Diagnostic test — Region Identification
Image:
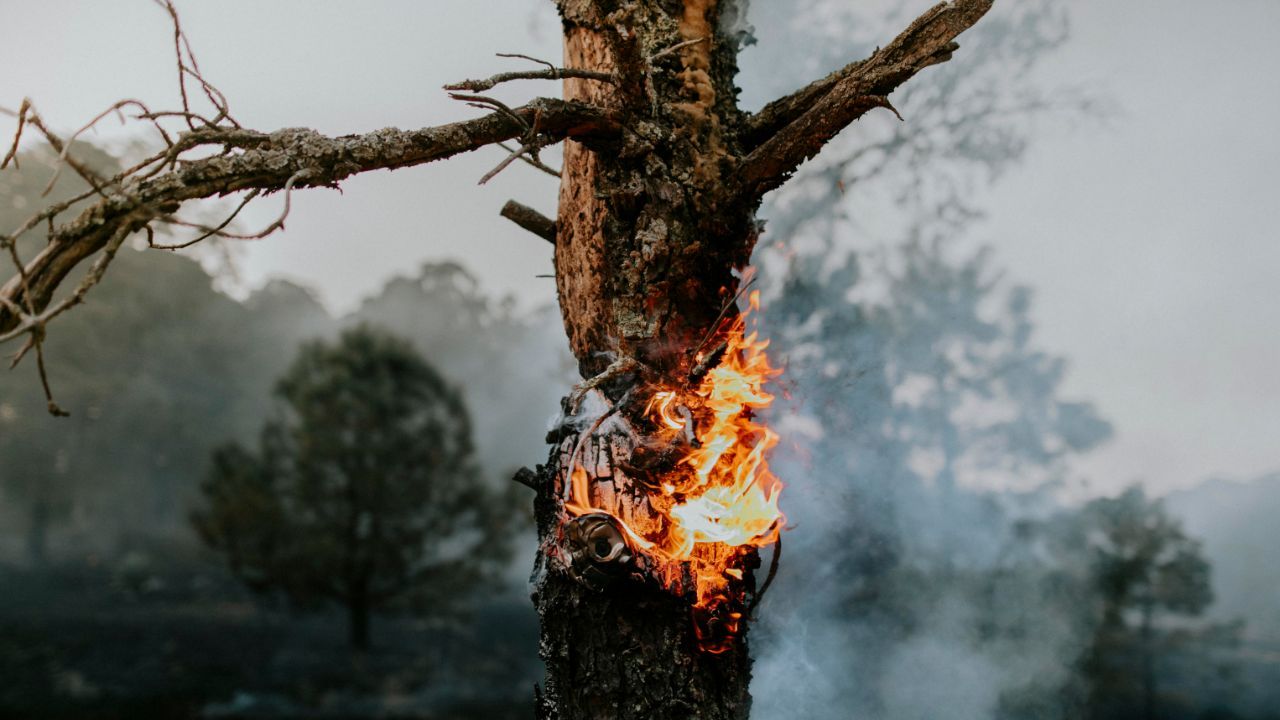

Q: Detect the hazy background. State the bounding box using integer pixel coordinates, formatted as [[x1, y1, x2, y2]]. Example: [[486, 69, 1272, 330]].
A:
[[1, 1, 1278, 719]]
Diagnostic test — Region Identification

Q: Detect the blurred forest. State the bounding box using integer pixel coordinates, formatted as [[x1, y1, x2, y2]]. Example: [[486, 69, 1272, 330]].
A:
[[1, 1, 1278, 719]]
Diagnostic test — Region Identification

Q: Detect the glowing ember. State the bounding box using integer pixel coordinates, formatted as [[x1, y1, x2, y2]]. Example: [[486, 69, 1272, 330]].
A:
[[564, 288, 785, 652]]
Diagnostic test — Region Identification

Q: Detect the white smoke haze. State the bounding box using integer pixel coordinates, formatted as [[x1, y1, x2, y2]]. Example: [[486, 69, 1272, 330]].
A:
[[741, 1, 1124, 717]]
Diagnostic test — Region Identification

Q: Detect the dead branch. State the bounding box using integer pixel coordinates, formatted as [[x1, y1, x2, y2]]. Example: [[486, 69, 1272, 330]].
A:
[[513, 466, 540, 491], [0, 99, 30, 170], [739, 0, 993, 198], [445, 54, 614, 92], [0, 98, 620, 338], [647, 36, 706, 63], [479, 144, 532, 185], [149, 189, 261, 249], [500, 200, 557, 244], [497, 141, 560, 178], [748, 535, 781, 616]]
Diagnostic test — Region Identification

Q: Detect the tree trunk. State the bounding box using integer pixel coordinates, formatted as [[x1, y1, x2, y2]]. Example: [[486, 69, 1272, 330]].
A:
[[1140, 599, 1156, 720], [27, 497, 49, 566], [533, 3, 760, 719], [349, 590, 371, 652], [527, 2, 993, 718]]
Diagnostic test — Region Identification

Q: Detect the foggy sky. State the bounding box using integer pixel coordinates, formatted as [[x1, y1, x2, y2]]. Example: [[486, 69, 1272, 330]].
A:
[[1, 0, 1277, 498]]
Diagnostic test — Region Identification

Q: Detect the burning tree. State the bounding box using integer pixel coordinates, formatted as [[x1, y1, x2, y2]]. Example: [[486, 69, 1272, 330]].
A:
[[0, 1, 995, 717]]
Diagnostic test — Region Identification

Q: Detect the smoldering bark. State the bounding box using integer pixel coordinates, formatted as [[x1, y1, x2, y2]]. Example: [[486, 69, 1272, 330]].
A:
[[532, 435, 753, 720]]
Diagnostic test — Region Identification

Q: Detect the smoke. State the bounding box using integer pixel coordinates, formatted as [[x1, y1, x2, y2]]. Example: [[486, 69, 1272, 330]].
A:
[[736, 1, 1103, 717], [749, 413, 1091, 720]]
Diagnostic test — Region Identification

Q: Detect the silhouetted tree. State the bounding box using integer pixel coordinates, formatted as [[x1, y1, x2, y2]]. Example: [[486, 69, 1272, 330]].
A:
[[1068, 487, 1214, 720], [193, 326, 513, 650], [352, 262, 574, 497]]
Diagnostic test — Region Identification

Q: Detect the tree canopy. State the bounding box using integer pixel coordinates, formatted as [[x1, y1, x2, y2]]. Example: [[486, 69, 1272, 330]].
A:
[[193, 326, 517, 649]]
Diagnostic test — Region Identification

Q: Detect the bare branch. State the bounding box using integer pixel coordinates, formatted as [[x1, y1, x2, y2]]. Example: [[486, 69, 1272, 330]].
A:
[[513, 466, 540, 491], [1, 98, 30, 170], [0, 98, 620, 338], [152, 0, 239, 129], [445, 53, 614, 93], [739, 0, 994, 198], [34, 332, 69, 417], [40, 99, 156, 196], [149, 189, 261, 249], [496, 141, 560, 178], [500, 200, 557, 244], [648, 36, 706, 63]]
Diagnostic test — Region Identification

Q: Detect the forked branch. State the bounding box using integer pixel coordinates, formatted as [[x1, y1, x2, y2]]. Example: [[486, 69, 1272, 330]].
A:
[[445, 53, 614, 93], [0, 98, 618, 338], [739, 0, 994, 198]]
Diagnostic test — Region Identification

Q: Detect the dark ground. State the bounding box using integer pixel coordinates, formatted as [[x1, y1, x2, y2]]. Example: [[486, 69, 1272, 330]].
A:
[[0, 552, 541, 720]]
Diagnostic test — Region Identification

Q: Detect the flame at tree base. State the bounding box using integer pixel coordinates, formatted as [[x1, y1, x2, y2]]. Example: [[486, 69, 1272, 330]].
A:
[[562, 289, 785, 653]]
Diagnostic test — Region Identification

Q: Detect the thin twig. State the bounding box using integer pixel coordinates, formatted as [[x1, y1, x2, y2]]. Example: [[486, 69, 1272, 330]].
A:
[[159, 171, 308, 241], [1, 98, 30, 170], [149, 189, 261, 249], [444, 52, 614, 93], [151, 0, 239, 129], [445, 67, 614, 93], [497, 141, 560, 177], [40, 99, 154, 196], [448, 93, 531, 133], [649, 36, 707, 63], [479, 144, 531, 185], [748, 535, 781, 615], [690, 273, 758, 360], [33, 332, 68, 417], [496, 52, 557, 73]]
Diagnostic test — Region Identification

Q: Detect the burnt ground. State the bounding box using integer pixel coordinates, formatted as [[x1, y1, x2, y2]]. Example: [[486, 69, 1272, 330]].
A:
[[0, 555, 541, 720]]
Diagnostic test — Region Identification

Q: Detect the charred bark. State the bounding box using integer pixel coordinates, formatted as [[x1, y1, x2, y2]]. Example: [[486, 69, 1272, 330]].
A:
[[532, 442, 753, 720]]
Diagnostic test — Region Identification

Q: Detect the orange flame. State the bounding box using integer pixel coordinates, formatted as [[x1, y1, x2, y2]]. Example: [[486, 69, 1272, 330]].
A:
[[564, 288, 784, 652]]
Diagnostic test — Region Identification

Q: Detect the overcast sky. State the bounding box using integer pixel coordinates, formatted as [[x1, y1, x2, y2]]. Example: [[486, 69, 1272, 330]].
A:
[[1, 0, 1277, 498]]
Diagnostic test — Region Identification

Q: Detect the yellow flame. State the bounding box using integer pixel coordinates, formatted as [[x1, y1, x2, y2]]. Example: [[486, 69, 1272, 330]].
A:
[[563, 287, 784, 650]]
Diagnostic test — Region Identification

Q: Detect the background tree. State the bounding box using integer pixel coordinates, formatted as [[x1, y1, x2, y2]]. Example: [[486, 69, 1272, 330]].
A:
[[193, 326, 513, 650], [0, 143, 326, 561], [1073, 486, 1215, 720], [351, 261, 575, 510]]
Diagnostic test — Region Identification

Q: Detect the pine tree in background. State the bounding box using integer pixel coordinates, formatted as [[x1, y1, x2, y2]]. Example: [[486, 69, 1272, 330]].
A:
[[193, 326, 517, 650]]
